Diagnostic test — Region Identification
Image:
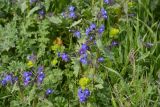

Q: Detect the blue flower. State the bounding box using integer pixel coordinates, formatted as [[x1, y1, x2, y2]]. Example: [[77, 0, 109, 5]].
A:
[[69, 6, 75, 12], [89, 23, 96, 31], [79, 44, 88, 55], [111, 41, 119, 46], [46, 89, 53, 95], [38, 9, 45, 16], [80, 57, 88, 64], [69, 12, 76, 19], [23, 72, 32, 86], [86, 28, 91, 36], [61, 53, 69, 62], [1, 79, 7, 86], [37, 67, 45, 85], [100, 8, 108, 19], [98, 57, 104, 62], [98, 25, 105, 34], [74, 31, 81, 38], [78, 88, 90, 103], [104, 0, 109, 4]]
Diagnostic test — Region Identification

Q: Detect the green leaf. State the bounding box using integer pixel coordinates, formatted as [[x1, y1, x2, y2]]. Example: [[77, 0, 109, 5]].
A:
[[27, 6, 40, 18], [95, 84, 104, 89], [70, 18, 82, 28], [47, 16, 62, 24]]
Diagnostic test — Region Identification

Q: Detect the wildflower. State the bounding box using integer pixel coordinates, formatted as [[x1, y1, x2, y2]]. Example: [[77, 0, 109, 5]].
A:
[[69, 6, 75, 12], [98, 57, 104, 62], [111, 41, 119, 46], [27, 54, 36, 61], [38, 9, 45, 16], [23, 71, 32, 86], [86, 28, 91, 36], [37, 66, 45, 85], [46, 89, 53, 95], [51, 59, 58, 65], [98, 24, 105, 34], [109, 28, 119, 37], [27, 61, 34, 68], [78, 88, 90, 103], [69, 12, 76, 19], [104, 0, 109, 4], [80, 57, 88, 64], [100, 8, 108, 19], [79, 77, 90, 89], [79, 44, 88, 55], [74, 31, 81, 38], [1, 79, 7, 86], [89, 23, 96, 31], [61, 53, 69, 62]]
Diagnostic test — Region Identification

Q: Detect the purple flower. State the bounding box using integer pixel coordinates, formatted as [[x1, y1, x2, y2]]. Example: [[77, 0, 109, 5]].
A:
[[46, 89, 53, 95], [69, 12, 76, 19], [1, 79, 7, 86], [80, 57, 88, 64], [74, 31, 81, 38], [38, 9, 45, 16], [98, 25, 105, 34], [89, 23, 96, 31], [37, 67, 45, 85], [111, 41, 119, 46], [84, 89, 90, 97], [27, 54, 36, 61], [98, 57, 104, 62], [23, 72, 32, 86], [79, 44, 88, 54], [78, 88, 90, 103], [86, 28, 91, 36], [69, 6, 75, 12], [100, 8, 108, 19], [104, 0, 109, 4], [61, 53, 69, 62], [58, 52, 61, 57]]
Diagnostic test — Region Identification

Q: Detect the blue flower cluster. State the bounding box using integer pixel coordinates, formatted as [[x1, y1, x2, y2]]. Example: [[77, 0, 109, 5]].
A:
[[58, 53, 69, 62], [61, 5, 76, 19], [1, 74, 17, 86], [37, 66, 45, 85], [78, 88, 90, 103], [23, 71, 32, 86], [100, 8, 108, 19]]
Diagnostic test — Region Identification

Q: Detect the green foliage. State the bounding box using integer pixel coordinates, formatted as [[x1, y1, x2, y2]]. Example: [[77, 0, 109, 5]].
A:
[[0, 0, 160, 107]]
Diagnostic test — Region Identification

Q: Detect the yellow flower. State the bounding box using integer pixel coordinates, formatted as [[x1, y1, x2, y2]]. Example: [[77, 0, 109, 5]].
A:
[[51, 44, 60, 51], [27, 61, 34, 68], [109, 28, 120, 38], [79, 77, 90, 89], [128, 2, 135, 8], [51, 59, 58, 65]]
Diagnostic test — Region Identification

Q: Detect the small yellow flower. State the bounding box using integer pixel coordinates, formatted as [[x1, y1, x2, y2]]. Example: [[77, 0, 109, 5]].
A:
[[128, 2, 135, 8], [79, 77, 90, 89], [51, 59, 58, 65], [51, 44, 60, 51], [27, 61, 34, 68], [109, 28, 120, 38]]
